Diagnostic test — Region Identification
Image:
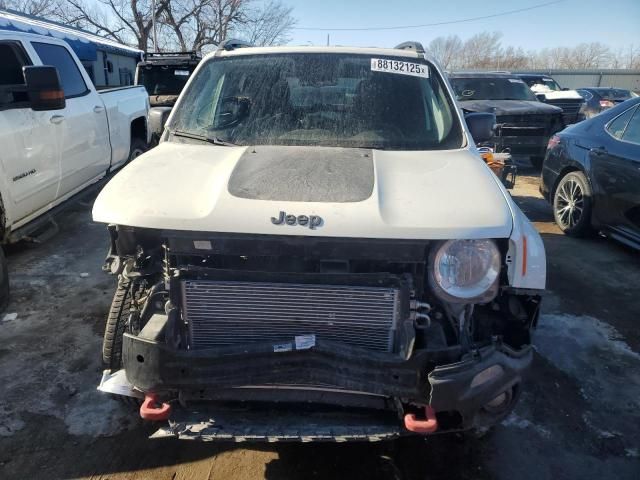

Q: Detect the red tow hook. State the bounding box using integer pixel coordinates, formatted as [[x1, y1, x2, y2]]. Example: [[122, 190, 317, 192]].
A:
[[140, 393, 171, 421], [404, 405, 438, 434]]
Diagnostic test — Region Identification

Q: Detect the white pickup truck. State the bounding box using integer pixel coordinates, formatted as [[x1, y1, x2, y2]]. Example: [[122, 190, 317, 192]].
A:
[[0, 31, 150, 308]]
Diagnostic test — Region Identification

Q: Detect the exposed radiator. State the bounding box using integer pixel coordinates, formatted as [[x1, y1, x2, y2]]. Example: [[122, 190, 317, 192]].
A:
[[182, 280, 402, 352]]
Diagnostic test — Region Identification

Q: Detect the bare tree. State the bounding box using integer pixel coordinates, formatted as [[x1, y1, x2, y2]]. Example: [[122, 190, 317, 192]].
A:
[[461, 32, 503, 69], [54, 0, 295, 53], [60, 0, 171, 51], [427, 35, 462, 70], [0, 0, 59, 16], [235, 0, 295, 46]]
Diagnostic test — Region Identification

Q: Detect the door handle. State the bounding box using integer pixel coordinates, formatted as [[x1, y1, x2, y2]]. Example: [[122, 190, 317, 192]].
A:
[[49, 115, 65, 124], [590, 146, 607, 155], [93, 105, 105, 113]]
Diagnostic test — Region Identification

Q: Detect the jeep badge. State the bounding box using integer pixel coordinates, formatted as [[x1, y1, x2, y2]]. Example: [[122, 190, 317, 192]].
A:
[[271, 211, 323, 229]]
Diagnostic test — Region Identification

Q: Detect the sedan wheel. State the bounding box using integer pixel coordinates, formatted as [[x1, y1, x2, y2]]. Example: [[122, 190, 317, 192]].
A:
[[553, 171, 593, 236]]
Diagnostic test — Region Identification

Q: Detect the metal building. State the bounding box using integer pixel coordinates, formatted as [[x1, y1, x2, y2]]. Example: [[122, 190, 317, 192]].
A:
[[0, 9, 143, 89], [513, 69, 640, 93]]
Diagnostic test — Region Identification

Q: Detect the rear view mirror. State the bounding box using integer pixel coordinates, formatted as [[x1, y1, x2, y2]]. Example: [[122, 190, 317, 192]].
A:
[[23, 66, 65, 111], [465, 112, 496, 144], [213, 96, 251, 129]]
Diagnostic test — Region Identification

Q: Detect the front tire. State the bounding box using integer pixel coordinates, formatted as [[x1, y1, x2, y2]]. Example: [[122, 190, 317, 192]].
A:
[[102, 278, 134, 370], [128, 138, 147, 162], [553, 171, 593, 236]]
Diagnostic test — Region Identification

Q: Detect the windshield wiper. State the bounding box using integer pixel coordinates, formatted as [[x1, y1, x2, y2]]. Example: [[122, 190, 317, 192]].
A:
[[171, 130, 236, 146]]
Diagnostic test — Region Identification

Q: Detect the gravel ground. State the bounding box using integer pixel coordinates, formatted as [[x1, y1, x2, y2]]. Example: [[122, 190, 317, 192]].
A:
[[0, 164, 639, 480]]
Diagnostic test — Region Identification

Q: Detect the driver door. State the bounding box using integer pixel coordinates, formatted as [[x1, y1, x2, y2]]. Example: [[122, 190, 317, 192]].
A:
[[0, 40, 60, 226]]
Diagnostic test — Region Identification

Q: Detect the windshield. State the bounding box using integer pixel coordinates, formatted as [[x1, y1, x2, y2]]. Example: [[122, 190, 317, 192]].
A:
[[450, 77, 539, 101], [138, 65, 195, 96], [169, 53, 463, 150]]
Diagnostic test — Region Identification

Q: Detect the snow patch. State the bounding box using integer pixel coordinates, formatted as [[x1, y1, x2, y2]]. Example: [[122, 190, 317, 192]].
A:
[[501, 412, 551, 438]]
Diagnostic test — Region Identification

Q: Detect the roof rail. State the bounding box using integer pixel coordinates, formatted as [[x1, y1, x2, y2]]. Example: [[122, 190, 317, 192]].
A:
[[490, 70, 512, 74], [394, 41, 425, 54], [146, 51, 200, 59], [219, 39, 254, 51]]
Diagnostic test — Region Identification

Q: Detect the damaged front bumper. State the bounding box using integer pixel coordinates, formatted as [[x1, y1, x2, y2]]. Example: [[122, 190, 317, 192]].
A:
[[121, 325, 532, 439]]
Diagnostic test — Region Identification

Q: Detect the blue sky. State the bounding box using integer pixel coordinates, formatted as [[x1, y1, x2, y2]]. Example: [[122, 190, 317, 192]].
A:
[[286, 0, 640, 51]]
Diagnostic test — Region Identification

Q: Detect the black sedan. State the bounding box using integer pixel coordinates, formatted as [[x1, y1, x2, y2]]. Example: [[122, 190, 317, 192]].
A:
[[541, 97, 640, 249], [576, 87, 637, 118]]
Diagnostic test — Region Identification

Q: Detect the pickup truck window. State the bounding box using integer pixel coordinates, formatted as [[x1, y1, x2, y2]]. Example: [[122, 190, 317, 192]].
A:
[[138, 65, 194, 95], [170, 53, 463, 151], [32, 42, 88, 98], [0, 42, 31, 109]]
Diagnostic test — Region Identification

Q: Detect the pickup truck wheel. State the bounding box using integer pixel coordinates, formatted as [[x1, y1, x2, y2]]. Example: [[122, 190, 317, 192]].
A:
[[553, 171, 593, 236], [128, 138, 147, 162], [0, 247, 9, 312]]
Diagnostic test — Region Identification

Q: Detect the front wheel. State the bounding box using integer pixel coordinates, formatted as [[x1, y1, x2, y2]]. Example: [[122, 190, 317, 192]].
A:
[[128, 138, 148, 162], [553, 171, 593, 236], [102, 278, 134, 370]]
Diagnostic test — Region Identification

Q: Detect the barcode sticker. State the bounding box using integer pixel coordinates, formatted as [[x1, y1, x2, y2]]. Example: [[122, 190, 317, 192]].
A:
[[371, 58, 429, 78]]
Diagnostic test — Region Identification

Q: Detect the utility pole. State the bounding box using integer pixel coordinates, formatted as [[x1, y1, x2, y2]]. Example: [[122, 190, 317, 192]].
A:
[[152, 0, 159, 52], [327, 34, 330, 46]]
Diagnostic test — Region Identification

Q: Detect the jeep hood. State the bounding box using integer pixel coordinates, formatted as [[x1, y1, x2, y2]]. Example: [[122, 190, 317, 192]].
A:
[[459, 99, 562, 116], [93, 143, 513, 240]]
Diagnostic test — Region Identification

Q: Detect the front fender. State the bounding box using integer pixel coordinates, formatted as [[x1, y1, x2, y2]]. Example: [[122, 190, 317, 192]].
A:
[[506, 204, 546, 290]]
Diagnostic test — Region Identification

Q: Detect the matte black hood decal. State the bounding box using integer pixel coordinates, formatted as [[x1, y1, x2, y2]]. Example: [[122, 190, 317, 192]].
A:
[[228, 146, 375, 203]]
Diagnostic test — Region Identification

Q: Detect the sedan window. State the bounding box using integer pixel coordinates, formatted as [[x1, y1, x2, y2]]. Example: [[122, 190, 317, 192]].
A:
[[606, 106, 636, 139], [622, 107, 640, 145]]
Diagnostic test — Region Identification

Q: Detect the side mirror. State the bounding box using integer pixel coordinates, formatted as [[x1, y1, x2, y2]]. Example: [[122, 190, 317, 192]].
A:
[[23, 66, 65, 111], [535, 93, 547, 102], [465, 112, 496, 144], [561, 87, 569, 91]]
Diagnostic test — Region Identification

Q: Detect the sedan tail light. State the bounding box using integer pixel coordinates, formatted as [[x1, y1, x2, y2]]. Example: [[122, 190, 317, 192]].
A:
[[599, 99, 614, 108], [547, 135, 561, 150]]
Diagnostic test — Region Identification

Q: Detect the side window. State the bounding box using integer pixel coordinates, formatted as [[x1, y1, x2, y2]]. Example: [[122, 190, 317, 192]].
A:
[[606, 106, 636, 139], [31, 42, 88, 98], [577, 89, 593, 101], [621, 107, 640, 145], [0, 42, 31, 109]]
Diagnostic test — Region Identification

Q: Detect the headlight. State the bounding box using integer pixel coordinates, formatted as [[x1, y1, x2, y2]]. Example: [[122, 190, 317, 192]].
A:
[[428, 239, 501, 303]]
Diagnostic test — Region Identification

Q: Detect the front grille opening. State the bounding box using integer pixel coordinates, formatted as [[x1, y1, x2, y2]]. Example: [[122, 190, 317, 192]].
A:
[[182, 280, 402, 352]]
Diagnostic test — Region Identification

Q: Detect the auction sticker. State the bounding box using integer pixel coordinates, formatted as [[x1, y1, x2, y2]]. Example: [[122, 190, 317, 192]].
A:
[[371, 58, 429, 78]]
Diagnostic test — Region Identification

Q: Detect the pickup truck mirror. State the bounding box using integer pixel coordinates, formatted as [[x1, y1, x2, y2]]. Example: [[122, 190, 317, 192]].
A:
[[464, 112, 496, 144], [23, 66, 65, 111], [535, 93, 547, 102]]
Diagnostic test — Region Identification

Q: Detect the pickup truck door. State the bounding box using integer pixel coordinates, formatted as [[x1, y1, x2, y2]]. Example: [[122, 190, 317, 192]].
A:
[[0, 40, 60, 226], [590, 104, 640, 240], [29, 41, 111, 200]]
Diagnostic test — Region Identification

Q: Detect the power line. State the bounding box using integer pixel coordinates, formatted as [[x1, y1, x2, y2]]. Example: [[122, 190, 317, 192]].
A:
[[293, 0, 567, 31]]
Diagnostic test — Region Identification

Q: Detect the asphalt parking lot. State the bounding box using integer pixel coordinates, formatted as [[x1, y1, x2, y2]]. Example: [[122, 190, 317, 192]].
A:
[[0, 165, 639, 480]]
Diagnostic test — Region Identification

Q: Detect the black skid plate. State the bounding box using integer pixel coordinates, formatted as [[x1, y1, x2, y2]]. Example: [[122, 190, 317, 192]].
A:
[[151, 404, 402, 442]]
